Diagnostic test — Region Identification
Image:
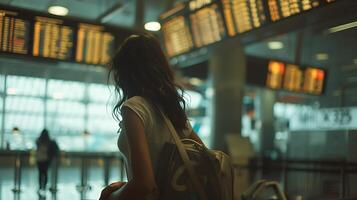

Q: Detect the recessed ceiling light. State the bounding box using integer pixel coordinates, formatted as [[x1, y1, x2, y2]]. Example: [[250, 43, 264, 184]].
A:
[[48, 6, 69, 16], [328, 21, 357, 33], [315, 53, 329, 61], [268, 41, 284, 50], [144, 21, 161, 31]]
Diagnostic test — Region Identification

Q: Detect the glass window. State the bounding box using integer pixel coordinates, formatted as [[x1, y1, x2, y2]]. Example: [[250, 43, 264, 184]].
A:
[[88, 84, 115, 103], [0, 74, 4, 92], [46, 100, 85, 117], [5, 113, 44, 133], [47, 79, 85, 100], [46, 116, 85, 134], [55, 135, 118, 152], [0, 96, 3, 111], [184, 90, 203, 109], [88, 104, 112, 117], [87, 118, 118, 134], [5, 96, 44, 114], [0, 96, 2, 147], [6, 75, 45, 97], [87, 103, 118, 134]]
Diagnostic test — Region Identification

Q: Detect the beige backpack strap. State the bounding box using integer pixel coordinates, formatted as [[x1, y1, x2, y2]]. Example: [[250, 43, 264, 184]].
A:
[[161, 112, 208, 200]]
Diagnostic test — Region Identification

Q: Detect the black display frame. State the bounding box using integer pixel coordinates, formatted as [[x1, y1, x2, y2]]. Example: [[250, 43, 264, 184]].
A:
[[0, 4, 135, 66], [246, 56, 328, 95], [160, 0, 342, 59]]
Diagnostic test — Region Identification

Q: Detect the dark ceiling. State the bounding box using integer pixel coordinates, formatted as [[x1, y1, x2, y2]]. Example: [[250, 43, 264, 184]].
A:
[[0, 0, 178, 28]]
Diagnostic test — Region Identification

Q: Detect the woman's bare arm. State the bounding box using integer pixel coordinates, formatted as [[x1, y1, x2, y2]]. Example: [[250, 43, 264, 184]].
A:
[[108, 107, 157, 200]]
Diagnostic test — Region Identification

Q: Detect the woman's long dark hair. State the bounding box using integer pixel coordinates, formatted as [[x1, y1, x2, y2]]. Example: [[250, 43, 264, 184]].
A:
[[110, 33, 188, 132], [37, 129, 50, 145]]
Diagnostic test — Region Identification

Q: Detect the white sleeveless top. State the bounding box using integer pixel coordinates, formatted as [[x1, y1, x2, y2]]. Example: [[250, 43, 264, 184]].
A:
[[117, 96, 192, 180]]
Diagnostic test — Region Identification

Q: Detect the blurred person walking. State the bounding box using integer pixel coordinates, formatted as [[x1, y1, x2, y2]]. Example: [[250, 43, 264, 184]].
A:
[[36, 129, 59, 194]]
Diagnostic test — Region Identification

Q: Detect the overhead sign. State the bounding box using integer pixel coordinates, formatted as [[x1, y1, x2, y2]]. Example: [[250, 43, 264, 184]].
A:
[[0, 6, 134, 66], [246, 56, 326, 95], [0, 9, 30, 54], [290, 107, 357, 131], [33, 17, 74, 60], [160, 0, 339, 57]]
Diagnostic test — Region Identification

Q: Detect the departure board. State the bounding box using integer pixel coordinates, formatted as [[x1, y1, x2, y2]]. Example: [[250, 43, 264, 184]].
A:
[[33, 17, 73, 60], [76, 23, 114, 65], [282, 64, 325, 94], [265, 61, 326, 94], [0, 10, 30, 54], [190, 3, 226, 47], [267, 0, 337, 22], [283, 64, 303, 91], [302, 67, 325, 94], [266, 61, 285, 89], [162, 15, 193, 57], [221, 0, 267, 36]]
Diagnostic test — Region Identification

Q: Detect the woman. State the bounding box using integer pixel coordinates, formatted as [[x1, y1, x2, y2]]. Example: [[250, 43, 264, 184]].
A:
[[100, 33, 203, 200], [36, 129, 59, 193]]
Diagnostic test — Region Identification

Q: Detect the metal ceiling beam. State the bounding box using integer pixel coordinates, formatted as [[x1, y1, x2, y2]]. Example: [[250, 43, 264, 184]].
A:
[[135, 0, 144, 30], [96, 1, 123, 23]]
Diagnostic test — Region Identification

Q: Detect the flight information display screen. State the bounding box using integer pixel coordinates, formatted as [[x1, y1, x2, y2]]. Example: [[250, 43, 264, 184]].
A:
[[283, 64, 303, 92], [302, 67, 325, 94], [76, 23, 115, 65], [159, 0, 338, 57], [221, 0, 267, 36], [283, 64, 325, 94], [266, 60, 326, 94], [0, 6, 134, 65], [33, 16, 74, 60], [246, 57, 326, 95], [267, 0, 337, 21], [266, 61, 285, 89], [162, 16, 193, 57], [0, 9, 30, 54], [190, 3, 226, 47]]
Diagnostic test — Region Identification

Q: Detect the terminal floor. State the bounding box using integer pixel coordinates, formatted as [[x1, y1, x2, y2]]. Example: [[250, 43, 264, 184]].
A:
[[0, 166, 123, 200]]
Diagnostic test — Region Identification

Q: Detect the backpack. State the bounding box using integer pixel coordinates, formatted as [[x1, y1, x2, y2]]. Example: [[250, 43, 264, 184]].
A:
[[155, 112, 234, 200], [36, 142, 49, 162]]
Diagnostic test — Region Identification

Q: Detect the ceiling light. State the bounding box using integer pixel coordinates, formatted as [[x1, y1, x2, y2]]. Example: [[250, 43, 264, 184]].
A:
[[7, 87, 17, 95], [48, 6, 69, 16], [328, 21, 357, 33], [268, 41, 284, 50], [315, 53, 329, 61], [189, 78, 203, 86], [144, 21, 161, 31]]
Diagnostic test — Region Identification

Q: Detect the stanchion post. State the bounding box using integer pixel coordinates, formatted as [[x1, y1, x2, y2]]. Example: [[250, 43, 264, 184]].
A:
[[77, 156, 91, 200], [340, 161, 346, 198], [12, 152, 21, 193], [120, 157, 125, 181], [103, 157, 110, 186]]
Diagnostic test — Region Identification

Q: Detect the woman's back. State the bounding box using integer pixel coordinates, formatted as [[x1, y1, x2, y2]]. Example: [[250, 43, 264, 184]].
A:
[[117, 96, 192, 180]]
